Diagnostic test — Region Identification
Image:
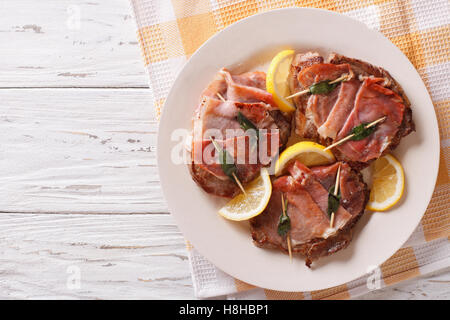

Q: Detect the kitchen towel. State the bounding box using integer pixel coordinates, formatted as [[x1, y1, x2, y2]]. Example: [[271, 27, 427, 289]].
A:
[[130, 0, 450, 299]]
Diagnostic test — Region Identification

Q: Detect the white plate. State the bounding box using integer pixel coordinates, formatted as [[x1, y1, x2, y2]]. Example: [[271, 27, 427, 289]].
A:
[[157, 8, 439, 292]]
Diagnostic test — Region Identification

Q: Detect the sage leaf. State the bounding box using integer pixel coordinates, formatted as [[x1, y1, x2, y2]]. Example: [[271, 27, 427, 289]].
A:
[[237, 111, 259, 141], [350, 123, 377, 141], [219, 148, 236, 178], [278, 197, 291, 237], [309, 80, 338, 95], [210, 138, 237, 180], [237, 112, 257, 132], [327, 185, 341, 218], [278, 214, 291, 237], [236, 111, 259, 155]]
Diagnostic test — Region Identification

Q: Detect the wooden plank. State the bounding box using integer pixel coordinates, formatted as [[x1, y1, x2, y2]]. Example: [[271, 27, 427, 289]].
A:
[[0, 213, 193, 299], [0, 0, 148, 88], [0, 213, 447, 299], [0, 88, 167, 214]]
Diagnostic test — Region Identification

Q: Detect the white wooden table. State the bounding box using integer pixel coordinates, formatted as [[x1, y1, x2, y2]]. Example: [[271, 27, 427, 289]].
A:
[[0, 0, 448, 299]]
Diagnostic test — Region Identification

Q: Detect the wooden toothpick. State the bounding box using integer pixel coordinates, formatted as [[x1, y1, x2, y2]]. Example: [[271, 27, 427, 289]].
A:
[[324, 116, 387, 151], [285, 88, 310, 100], [285, 73, 351, 99], [281, 194, 293, 262], [232, 172, 247, 196], [330, 164, 341, 228], [216, 92, 226, 102], [329, 73, 351, 84]]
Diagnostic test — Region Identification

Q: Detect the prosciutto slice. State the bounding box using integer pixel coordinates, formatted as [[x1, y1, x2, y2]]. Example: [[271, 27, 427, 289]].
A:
[[189, 69, 290, 197], [223, 70, 275, 107], [250, 174, 331, 251], [195, 131, 279, 183], [295, 63, 352, 139], [289, 53, 324, 110], [282, 179, 332, 243], [302, 64, 352, 128], [335, 78, 405, 163], [200, 68, 275, 107], [288, 161, 352, 231], [195, 98, 242, 137], [317, 79, 361, 139], [306, 84, 341, 130], [311, 162, 366, 216], [251, 161, 367, 266], [291, 52, 414, 168], [297, 63, 351, 88], [194, 98, 277, 139]]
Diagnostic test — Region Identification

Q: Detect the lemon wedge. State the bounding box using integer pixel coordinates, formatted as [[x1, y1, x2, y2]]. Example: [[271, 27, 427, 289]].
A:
[[218, 168, 272, 221], [266, 49, 296, 113], [367, 154, 405, 211], [275, 141, 335, 176]]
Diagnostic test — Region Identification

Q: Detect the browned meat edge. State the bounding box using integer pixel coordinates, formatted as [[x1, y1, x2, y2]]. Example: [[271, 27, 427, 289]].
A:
[[187, 144, 240, 198]]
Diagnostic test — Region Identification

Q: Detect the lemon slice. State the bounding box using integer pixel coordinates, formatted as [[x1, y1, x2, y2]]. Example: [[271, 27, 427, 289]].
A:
[[266, 49, 296, 113], [367, 154, 405, 211], [275, 141, 335, 176], [218, 168, 272, 221]]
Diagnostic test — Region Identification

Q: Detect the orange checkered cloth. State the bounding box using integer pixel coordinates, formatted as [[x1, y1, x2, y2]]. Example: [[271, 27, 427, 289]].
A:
[[130, 0, 449, 299]]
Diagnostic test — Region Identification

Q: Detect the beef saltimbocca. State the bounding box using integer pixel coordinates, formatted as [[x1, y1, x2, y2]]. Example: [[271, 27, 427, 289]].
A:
[[188, 52, 413, 267], [188, 68, 290, 197], [250, 161, 368, 267], [289, 52, 415, 169]]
